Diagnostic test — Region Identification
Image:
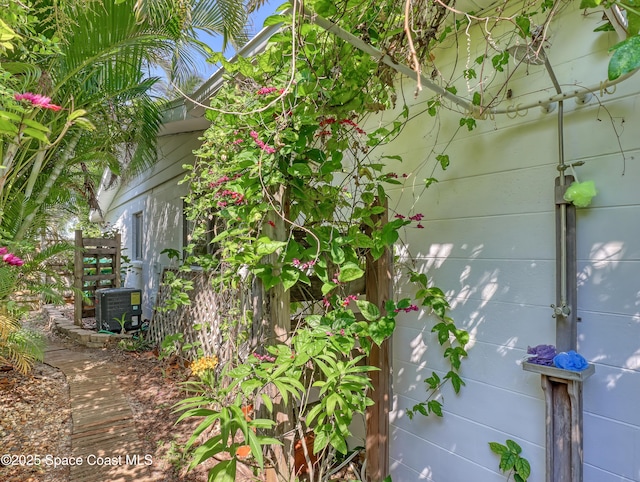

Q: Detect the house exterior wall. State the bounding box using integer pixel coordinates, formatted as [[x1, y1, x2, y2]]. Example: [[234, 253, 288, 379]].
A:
[[97, 3, 640, 480], [377, 3, 640, 482], [102, 131, 204, 319]]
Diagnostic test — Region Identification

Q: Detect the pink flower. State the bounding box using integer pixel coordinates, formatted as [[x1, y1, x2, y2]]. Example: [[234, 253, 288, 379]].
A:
[[322, 297, 331, 308], [343, 294, 359, 307], [3, 253, 24, 266], [319, 118, 336, 127], [409, 213, 424, 221], [394, 214, 406, 219], [416, 224, 424, 229], [249, 131, 276, 154], [14, 92, 62, 111], [267, 220, 276, 228], [256, 87, 279, 95], [0, 247, 7, 256]]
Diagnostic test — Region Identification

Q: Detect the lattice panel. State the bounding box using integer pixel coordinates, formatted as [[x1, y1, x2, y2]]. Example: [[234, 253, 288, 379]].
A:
[[148, 269, 254, 362]]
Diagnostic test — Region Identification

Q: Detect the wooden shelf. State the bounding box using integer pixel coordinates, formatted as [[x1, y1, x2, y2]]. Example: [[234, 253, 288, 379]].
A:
[[522, 360, 595, 382]]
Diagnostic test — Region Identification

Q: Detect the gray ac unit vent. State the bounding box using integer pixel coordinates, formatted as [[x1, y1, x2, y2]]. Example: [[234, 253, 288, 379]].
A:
[[95, 288, 142, 332]]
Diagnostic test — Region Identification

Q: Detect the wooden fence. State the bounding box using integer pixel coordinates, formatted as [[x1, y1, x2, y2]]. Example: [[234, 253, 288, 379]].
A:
[[73, 230, 121, 325], [147, 268, 254, 362]]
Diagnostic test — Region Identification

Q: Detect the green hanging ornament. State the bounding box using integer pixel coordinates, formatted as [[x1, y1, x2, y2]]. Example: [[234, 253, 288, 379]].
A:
[[563, 180, 597, 208]]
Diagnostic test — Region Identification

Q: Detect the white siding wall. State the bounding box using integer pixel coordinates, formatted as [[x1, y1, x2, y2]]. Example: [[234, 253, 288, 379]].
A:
[[99, 3, 640, 479], [375, 3, 640, 481], [103, 131, 204, 319]]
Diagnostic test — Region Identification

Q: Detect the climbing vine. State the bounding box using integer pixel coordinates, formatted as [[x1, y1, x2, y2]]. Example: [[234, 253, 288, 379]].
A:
[[173, 0, 635, 478]]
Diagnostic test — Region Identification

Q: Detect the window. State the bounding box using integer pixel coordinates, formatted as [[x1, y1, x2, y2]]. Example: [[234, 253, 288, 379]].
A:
[[182, 201, 222, 260], [132, 211, 143, 260]]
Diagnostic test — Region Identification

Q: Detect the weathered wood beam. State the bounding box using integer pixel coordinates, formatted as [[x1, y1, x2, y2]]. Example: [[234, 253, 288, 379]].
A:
[[365, 199, 392, 481]]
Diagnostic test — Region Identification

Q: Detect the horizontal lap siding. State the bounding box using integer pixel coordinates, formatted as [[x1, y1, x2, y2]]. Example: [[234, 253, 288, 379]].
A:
[[383, 2, 640, 480], [104, 131, 201, 318]]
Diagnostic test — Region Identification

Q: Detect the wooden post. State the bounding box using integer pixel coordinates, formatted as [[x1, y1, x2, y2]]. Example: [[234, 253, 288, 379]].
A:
[[262, 186, 294, 482], [523, 363, 594, 482], [73, 230, 83, 326], [114, 232, 122, 288], [365, 199, 392, 482]]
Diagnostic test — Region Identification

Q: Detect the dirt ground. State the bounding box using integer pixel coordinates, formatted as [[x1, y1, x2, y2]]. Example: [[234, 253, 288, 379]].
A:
[[0, 311, 217, 482], [1, 311, 365, 482]]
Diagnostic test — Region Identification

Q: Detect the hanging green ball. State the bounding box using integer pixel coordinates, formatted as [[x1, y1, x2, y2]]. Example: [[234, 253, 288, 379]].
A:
[[563, 180, 597, 208]]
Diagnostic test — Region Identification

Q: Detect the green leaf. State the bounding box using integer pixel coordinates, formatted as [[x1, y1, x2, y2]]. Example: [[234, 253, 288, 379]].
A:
[[515, 457, 531, 479], [0, 118, 18, 135], [314, 0, 337, 16], [330, 431, 348, 454], [609, 35, 640, 81], [306, 401, 326, 426], [263, 14, 288, 26], [369, 317, 395, 345], [425, 177, 438, 188], [261, 393, 273, 413], [506, 439, 522, 454], [579, 0, 601, 7], [313, 429, 330, 454], [255, 237, 287, 256], [489, 442, 507, 455], [515, 15, 531, 38], [207, 459, 236, 482], [445, 371, 466, 393], [355, 299, 380, 321], [281, 267, 300, 291], [500, 452, 518, 471], [22, 127, 49, 143], [427, 400, 443, 416], [330, 241, 346, 264], [288, 163, 313, 177], [321, 282, 336, 295], [472, 92, 482, 106], [338, 262, 364, 283], [436, 154, 449, 170], [594, 22, 615, 33]]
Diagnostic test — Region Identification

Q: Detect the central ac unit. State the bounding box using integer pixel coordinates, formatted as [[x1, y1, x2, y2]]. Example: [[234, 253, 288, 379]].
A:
[[95, 288, 142, 332]]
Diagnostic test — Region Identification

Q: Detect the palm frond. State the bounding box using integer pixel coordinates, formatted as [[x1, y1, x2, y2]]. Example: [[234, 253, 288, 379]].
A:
[[0, 314, 45, 374]]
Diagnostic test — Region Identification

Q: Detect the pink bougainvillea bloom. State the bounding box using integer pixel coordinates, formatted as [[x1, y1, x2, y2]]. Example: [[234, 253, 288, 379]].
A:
[[14, 92, 62, 111], [0, 247, 7, 256]]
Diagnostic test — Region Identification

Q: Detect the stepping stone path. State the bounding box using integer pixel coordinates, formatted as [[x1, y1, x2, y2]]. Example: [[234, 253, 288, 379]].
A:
[[44, 343, 155, 482]]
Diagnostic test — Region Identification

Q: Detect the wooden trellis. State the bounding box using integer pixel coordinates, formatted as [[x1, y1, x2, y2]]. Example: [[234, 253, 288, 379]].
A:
[[73, 230, 121, 325]]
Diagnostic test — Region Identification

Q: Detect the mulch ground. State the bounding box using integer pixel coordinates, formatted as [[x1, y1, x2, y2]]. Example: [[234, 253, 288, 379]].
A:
[[0, 312, 217, 482]]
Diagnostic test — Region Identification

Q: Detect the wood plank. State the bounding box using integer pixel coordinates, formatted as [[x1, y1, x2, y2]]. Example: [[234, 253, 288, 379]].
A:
[[74, 230, 84, 326], [82, 237, 120, 248], [83, 248, 118, 256], [82, 274, 117, 282], [365, 198, 391, 482]]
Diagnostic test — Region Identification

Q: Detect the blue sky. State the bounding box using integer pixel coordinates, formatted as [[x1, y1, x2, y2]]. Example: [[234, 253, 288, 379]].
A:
[[197, 1, 280, 79]]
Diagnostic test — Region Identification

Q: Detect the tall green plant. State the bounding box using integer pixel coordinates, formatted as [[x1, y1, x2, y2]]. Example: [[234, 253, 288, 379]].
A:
[[174, 8, 469, 480]]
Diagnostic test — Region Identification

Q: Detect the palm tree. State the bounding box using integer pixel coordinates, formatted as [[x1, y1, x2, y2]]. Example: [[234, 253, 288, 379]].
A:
[[1, 0, 249, 242]]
